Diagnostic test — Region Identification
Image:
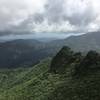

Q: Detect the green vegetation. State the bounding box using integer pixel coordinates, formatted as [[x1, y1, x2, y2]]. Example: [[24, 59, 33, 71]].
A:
[[50, 46, 74, 74], [0, 47, 100, 100], [1, 31, 100, 68], [50, 46, 82, 74]]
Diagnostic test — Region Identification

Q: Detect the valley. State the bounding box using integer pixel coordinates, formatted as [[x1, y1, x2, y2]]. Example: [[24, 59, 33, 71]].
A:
[[0, 46, 100, 100], [0, 31, 100, 68]]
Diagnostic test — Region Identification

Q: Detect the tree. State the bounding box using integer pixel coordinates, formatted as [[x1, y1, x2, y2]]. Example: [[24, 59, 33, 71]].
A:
[[50, 46, 74, 74], [75, 50, 100, 76]]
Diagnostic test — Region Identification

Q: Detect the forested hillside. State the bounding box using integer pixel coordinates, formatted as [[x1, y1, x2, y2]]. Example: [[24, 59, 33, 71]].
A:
[[0, 46, 100, 100], [0, 39, 59, 68], [0, 31, 100, 68]]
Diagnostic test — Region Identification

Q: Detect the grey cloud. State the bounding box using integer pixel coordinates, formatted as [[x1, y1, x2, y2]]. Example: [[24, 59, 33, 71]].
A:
[[66, 7, 96, 26], [25, 0, 66, 25], [0, 0, 100, 34], [30, 0, 99, 32], [0, 0, 46, 32], [33, 13, 44, 24], [44, 0, 97, 26], [44, 0, 65, 23]]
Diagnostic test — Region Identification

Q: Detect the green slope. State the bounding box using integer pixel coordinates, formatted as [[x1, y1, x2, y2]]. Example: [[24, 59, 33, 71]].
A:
[[0, 59, 51, 100], [0, 48, 100, 100]]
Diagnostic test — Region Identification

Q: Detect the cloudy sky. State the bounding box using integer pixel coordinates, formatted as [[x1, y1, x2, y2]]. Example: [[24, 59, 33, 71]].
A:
[[0, 0, 100, 33]]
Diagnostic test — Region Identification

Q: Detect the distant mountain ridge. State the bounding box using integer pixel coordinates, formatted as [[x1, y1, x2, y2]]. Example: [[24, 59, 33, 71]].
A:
[[0, 39, 56, 68], [66, 31, 100, 51], [51, 31, 100, 52], [0, 31, 100, 68]]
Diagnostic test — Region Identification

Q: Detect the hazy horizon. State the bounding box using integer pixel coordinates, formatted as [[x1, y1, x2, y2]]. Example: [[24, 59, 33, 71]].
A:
[[0, 32, 86, 42]]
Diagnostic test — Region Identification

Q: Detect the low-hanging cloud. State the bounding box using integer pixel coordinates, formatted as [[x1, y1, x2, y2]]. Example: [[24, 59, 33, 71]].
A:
[[0, 0, 100, 33]]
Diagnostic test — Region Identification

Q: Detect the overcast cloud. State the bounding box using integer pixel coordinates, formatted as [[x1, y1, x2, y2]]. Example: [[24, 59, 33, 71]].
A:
[[0, 0, 100, 33]]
